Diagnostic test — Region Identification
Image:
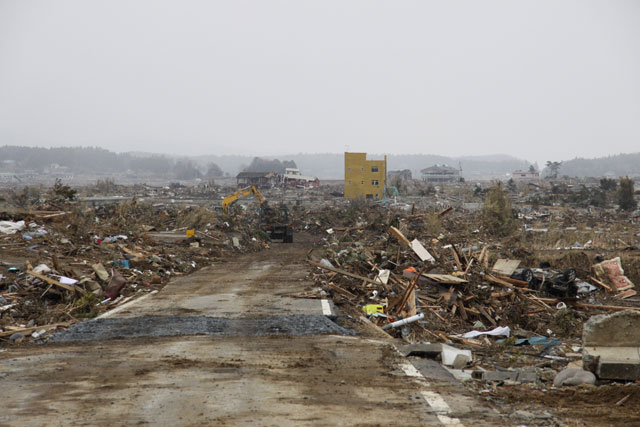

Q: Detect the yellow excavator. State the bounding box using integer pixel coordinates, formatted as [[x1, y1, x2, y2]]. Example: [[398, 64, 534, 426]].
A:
[[222, 185, 265, 213], [221, 185, 293, 242]]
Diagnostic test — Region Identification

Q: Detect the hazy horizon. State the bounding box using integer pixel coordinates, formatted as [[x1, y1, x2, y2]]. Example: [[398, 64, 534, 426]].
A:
[[2, 1, 639, 167]]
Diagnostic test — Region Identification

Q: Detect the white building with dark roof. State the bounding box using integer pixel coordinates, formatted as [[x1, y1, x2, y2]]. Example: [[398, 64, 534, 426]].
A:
[[421, 165, 460, 183]]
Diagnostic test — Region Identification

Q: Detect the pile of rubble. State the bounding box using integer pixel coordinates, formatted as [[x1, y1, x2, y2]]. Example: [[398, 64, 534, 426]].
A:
[[0, 193, 267, 343], [306, 201, 640, 391]]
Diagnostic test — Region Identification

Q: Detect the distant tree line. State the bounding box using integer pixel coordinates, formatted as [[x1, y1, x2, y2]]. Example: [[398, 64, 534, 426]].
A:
[[1, 146, 540, 180], [242, 157, 297, 174], [545, 153, 640, 178], [0, 146, 224, 180]]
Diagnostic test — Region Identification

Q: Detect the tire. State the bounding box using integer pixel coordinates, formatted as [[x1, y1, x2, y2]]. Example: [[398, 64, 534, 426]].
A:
[[520, 268, 534, 284]]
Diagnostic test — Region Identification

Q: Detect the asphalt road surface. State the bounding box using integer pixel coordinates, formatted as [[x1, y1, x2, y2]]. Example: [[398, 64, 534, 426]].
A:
[[0, 235, 503, 426]]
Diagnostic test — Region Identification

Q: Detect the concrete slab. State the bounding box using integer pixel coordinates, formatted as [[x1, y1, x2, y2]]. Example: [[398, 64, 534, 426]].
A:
[[584, 346, 640, 380], [583, 310, 640, 347], [583, 311, 640, 380]]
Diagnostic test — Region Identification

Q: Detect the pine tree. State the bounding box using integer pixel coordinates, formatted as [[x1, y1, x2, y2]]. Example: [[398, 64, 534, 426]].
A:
[[482, 182, 516, 236], [618, 177, 637, 211]]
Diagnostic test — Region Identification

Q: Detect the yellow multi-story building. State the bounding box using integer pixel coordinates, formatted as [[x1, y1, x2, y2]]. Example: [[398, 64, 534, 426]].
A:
[[344, 152, 387, 200]]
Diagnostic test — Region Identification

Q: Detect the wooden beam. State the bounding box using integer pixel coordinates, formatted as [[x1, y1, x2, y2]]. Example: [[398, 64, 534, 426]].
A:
[[477, 305, 497, 327], [392, 266, 426, 315], [438, 207, 454, 217], [536, 298, 640, 312], [485, 274, 535, 292], [326, 282, 357, 299], [359, 316, 395, 339], [495, 274, 530, 287], [450, 246, 462, 270], [309, 261, 385, 286], [464, 258, 475, 276], [588, 275, 612, 292], [456, 299, 468, 320], [27, 270, 86, 294], [389, 226, 411, 247], [0, 321, 74, 338]]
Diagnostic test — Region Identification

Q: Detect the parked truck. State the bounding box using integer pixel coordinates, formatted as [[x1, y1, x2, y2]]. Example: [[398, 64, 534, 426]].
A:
[[259, 204, 293, 243]]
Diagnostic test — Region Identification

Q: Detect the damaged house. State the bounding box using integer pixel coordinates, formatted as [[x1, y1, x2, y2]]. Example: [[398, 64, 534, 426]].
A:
[[235, 172, 279, 189]]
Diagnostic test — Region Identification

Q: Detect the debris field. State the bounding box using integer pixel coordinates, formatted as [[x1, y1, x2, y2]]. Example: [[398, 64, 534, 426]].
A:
[[2, 178, 640, 425]]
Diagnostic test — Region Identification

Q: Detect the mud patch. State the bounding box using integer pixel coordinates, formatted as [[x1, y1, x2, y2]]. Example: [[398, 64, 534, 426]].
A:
[[490, 384, 640, 426]]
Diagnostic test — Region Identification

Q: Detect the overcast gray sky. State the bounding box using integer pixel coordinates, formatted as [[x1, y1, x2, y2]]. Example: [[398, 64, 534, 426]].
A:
[[1, 1, 639, 165]]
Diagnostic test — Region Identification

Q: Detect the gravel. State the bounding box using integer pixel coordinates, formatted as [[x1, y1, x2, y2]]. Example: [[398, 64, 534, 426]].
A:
[[49, 314, 354, 342]]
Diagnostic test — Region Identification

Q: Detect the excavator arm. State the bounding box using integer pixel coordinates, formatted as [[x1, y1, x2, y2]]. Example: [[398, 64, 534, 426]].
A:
[[222, 186, 265, 212]]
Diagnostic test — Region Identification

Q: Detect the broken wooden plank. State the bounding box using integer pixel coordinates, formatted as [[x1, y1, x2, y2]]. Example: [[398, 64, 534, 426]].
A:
[[26, 270, 86, 294], [359, 316, 395, 339], [417, 295, 438, 304], [446, 286, 457, 307], [438, 207, 454, 217], [588, 275, 612, 292], [374, 269, 391, 285], [478, 245, 487, 265], [0, 304, 17, 313], [495, 274, 530, 287], [485, 274, 535, 292], [477, 305, 497, 327], [423, 273, 468, 284], [410, 239, 435, 263], [118, 244, 145, 261], [405, 287, 417, 317], [326, 282, 357, 299], [309, 261, 385, 286], [428, 307, 447, 322], [456, 299, 468, 320], [536, 298, 640, 312], [491, 290, 514, 298], [449, 246, 462, 270], [31, 211, 72, 219], [389, 226, 411, 247], [446, 335, 485, 348], [492, 259, 521, 276], [392, 266, 426, 315], [0, 321, 74, 338], [464, 258, 475, 276], [463, 306, 481, 316], [407, 213, 428, 219], [528, 295, 554, 311]]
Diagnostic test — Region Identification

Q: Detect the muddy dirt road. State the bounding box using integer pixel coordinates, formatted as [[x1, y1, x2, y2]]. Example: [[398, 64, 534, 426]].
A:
[[0, 236, 503, 426]]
